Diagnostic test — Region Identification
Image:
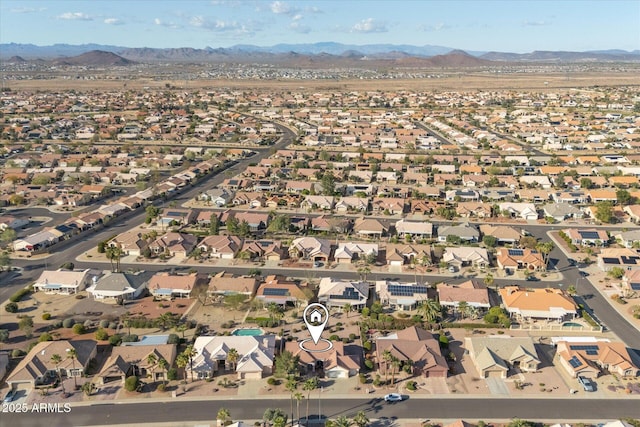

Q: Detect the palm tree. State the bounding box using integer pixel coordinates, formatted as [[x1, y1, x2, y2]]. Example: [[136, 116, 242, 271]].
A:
[[342, 303, 352, 318], [227, 348, 239, 373], [216, 407, 231, 425], [182, 345, 198, 383], [176, 353, 189, 385], [66, 348, 78, 389], [536, 241, 554, 269], [146, 353, 158, 382], [332, 415, 353, 427], [105, 246, 123, 272], [353, 411, 369, 427], [457, 301, 470, 320], [51, 353, 65, 393], [303, 376, 319, 422], [418, 299, 442, 324], [267, 302, 284, 324], [484, 272, 495, 290], [157, 357, 169, 387], [390, 356, 401, 386], [293, 392, 304, 423], [382, 349, 393, 385], [285, 377, 298, 425]]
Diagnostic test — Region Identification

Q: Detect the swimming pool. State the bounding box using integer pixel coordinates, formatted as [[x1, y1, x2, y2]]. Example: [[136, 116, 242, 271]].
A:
[[562, 322, 582, 327], [232, 328, 264, 336]]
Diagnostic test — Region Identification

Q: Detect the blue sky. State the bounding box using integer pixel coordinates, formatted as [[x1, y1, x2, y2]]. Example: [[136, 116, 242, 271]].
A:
[[1, 0, 639, 52]]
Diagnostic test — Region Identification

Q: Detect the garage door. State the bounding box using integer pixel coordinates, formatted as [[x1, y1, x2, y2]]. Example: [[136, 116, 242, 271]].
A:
[[485, 370, 505, 379]]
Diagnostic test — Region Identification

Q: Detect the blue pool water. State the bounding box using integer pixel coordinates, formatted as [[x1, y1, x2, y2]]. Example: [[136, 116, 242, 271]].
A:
[[563, 322, 582, 327], [232, 328, 264, 336]]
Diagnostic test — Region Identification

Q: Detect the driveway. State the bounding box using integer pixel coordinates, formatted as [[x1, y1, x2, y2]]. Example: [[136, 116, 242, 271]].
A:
[[485, 377, 510, 396]]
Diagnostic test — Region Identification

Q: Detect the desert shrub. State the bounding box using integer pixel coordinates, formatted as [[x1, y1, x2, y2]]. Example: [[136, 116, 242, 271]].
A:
[[5, 302, 18, 313], [39, 332, 53, 342], [95, 328, 109, 341], [109, 334, 123, 346], [361, 307, 370, 317], [72, 323, 86, 335], [364, 359, 374, 370], [75, 294, 86, 299], [59, 262, 74, 270], [9, 288, 30, 303], [0, 329, 8, 343], [11, 348, 25, 358], [99, 320, 110, 328], [62, 318, 75, 328], [121, 334, 138, 343], [373, 375, 382, 387], [83, 319, 93, 328], [349, 333, 356, 340], [359, 373, 367, 384], [27, 341, 39, 352], [125, 375, 139, 392], [406, 380, 417, 391], [157, 383, 166, 392], [42, 313, 52, 320], [267, 377, 278, 386], [52, 320, 63, 329], [167, 368, 178, 381], [438, 334, 450, 347], [108, 322, 117, 330], [363, 340, 372, 351], [167, 333, 180, 344], [329, 334, 340, 341]]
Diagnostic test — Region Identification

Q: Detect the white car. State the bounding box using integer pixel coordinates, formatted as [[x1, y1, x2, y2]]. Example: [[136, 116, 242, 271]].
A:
[[384, 393, 404, 402]]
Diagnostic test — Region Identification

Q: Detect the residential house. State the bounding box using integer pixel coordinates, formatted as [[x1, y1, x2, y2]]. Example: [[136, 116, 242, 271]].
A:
[[555, 340, 639, 378], [86, 272, 146, 301], [233, 211, 269, 233], [147, 272, 204, 299], [376, 281, 430, 310], [333, 242, 378, 264], [597, 248, 640, 272], [108, 230, 148, 257], [6, 340, 97, 388], [395, 219, 433, 240], [456, 202, 492, 219], [198, 235, 242, 259], [97, 343, 177, 384], [566, 229, 609, 247], [623, 205, 640, 224], [301, 195, 335, 211], [496, 248, 545, 272], [375, 326, 448, 378], [445, 189, 481, 202], [615, 230, 640, 249], [240, 240, 285, 261], [188, 335, 275, 380], [479, 224, 522, 245], [385, 244, 431, 267], [543, 203, 584, 222], [465, 336, 541, 379], [335, 196, 369, 213], [198, 188, 234, 207], [33, 269, 97, 295], [437, 279, 490, 313], [0, 215, 29, 230], [499, 286, 578, 322], [255, 275, 309, 307], [622, 270, 640, 295], [317, 278, 369, 310], [288, 237, 332, 262], [371, 197, 406, 215], [437, 223, 479, 243], [285, 340, 360, 379], [442, 247, 489, 269], [148, 232, 198, 258], [498, 202, 539, 220], [207, 273, 258, 298], [353, 218, 388, 239]]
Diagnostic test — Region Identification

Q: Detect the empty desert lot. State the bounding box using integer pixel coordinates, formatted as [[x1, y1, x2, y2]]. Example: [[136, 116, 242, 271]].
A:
[[7, 69, 640, 92]]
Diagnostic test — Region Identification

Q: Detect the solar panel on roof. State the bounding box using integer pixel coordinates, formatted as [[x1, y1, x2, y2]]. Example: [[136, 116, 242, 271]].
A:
[[602, 257, 620, 265], [630, 283, 640, 291], [329, 287, 361, 300], [568, 356, 583, 368], [569, 345, 599, 353], [263, 288, 288, 296], [621, 256, 640, 265], [579, 231, 601, 240], [508, 249, 524, 256], [388, 284, 428, 297]]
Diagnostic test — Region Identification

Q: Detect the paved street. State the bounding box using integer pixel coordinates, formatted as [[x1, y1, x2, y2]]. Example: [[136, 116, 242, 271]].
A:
[[3, 397, 640, 427]]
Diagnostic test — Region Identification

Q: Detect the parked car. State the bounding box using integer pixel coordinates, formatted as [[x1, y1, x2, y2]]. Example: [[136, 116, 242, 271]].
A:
[[384, 393, 405, 402], [2, 389, 16, 403], [525, 275, 539, 281], [448, 266, 457, 273], [578, 376, 595, 392]]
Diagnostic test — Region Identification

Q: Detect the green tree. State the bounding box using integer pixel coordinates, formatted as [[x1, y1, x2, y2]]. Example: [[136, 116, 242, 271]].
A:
[[342, 303, 352, 318], [595, 201, 614, 223], [332, 415, 353, 427], [519, 236, 538, 249], [51, 353, 65, 393], [616, 188, 633, 206], [157, 357, 169, 387], [125, 375, 139, 391], [176, 353, 189, 384], [105, 245, 123, 272], [418, 299, 442, 323], [285, 378, 298, 424], [263, 408, 287, 427], [81, 381, 96, 396], [227, 348, 239, 372], [0, 329, 9, 342], [67, 348, 79, 389], [484, 273, 495, 290], [182, 345, 198, 383], [608, 266, 625, 279], [382, 349, 393, 385], [536, 241, 554, 269], [18, 316, 34, 338], [226, 216, 239, 234], [482, 235, 497, 248], [303, 376, 319, 421], [0, 252, 11, 272], [237, 220, 251, 237], [321, 172, 335, 195], [275, 350, 299, 378], [209, 214, 219, 235], [353, 411, 369, 427], [580, 177, 594, 189], [0, 228, 17, 245], [216, 407, 231, 424], [146, 353, 158, 382]]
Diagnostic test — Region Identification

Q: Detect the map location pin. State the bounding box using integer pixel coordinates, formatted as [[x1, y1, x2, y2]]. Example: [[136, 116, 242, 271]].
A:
[[303, 303, 329, 345]]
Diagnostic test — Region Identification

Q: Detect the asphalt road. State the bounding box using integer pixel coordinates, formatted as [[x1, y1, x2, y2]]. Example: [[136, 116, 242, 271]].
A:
[[3, 397, 640, 427]]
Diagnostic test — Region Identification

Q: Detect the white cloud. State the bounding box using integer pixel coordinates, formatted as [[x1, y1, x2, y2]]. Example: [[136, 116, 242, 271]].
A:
[[290, 21, 310, 34], [11, 7, 46, 13], [104, 18, 124, 25], [523, 20, 550, 27], [190, 16, 241, 32], [420, 22, 452, 32], [270, 1, 297, 15], [57, 12, 92, 21], [154, 18, 181, 29], [292, 14, 303, 21], [351, 18, 387, 33]]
